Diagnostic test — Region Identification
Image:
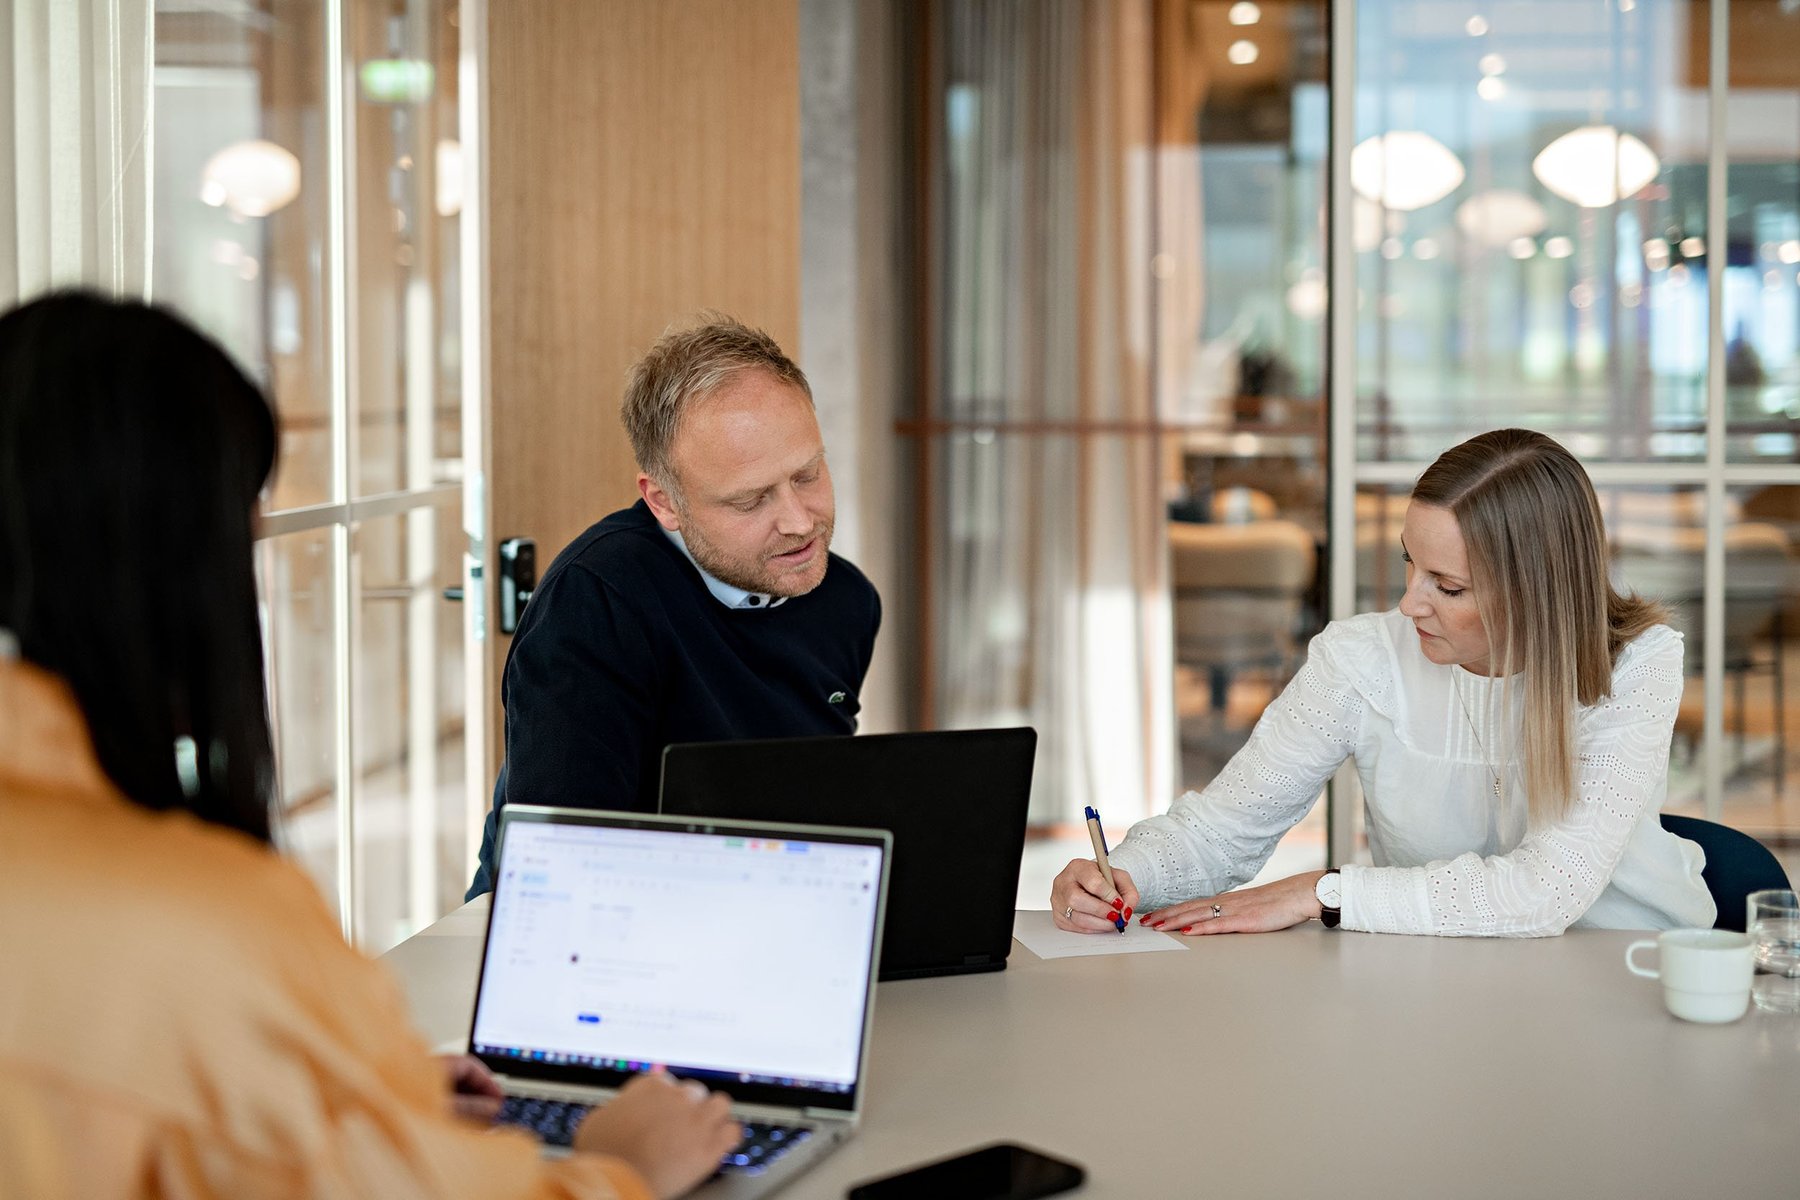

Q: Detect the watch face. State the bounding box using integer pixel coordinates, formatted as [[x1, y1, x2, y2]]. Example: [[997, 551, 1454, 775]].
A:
[[1316, 873, 1341, 908]]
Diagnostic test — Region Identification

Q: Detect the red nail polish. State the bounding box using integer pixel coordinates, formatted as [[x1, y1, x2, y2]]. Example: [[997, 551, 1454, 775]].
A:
[[1137, 916, 1150, 925], [1152, 921, 1165, 929], [1111, 897, 1122, 910], [1123, 907, 1133, 920], [1181, 925, 1193, 933]]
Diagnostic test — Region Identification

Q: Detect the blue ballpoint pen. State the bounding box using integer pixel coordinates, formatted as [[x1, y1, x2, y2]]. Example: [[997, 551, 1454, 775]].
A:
[[1084, 805, 1127, 932]]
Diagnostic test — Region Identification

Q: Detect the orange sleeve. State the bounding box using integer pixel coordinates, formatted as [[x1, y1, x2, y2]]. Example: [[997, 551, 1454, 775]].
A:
[[0, 844, 658, 1200], [0, 1071, 656, 1200]]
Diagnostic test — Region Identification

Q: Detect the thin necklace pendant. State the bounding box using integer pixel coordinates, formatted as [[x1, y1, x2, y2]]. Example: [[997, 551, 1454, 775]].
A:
[[1454, 670, 1505, 801]]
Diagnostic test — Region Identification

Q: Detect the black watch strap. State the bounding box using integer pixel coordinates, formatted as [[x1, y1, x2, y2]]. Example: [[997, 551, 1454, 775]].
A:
[[1319, 869, 1342, 928]]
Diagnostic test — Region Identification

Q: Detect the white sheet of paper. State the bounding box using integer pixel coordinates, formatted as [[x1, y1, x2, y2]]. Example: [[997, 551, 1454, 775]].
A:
[[1011, 908, 1189, 959]]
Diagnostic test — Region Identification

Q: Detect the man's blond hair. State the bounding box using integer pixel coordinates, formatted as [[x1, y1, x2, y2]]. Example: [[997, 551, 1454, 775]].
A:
[[621, 314, 812, 503]]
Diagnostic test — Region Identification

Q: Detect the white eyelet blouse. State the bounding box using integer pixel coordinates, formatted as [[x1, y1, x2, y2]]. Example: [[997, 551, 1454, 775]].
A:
[[1107, 609, 1715, 935]]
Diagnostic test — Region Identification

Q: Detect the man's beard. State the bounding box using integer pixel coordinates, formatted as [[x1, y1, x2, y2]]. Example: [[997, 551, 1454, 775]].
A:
[[682, 514, 834, 598]]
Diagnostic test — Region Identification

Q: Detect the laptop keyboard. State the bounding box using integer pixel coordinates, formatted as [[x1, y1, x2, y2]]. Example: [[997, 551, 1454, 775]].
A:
[[496, 1096, 812, 1175], [718, 1121, 813, 1175], [497, 1096, 590, 1147]]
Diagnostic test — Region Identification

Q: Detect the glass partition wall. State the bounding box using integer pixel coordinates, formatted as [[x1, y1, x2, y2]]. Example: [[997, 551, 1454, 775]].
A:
[[924, 0, 1800, 886], [1345, 0, 1798, 875], [917, 0, 1335, 887], [152, 0, 479, 951], [1160, 0, 1331, 878]]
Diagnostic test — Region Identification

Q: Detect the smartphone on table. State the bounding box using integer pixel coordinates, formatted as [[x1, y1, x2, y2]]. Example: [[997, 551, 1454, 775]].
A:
[[846, 1142, 1084, 1199]]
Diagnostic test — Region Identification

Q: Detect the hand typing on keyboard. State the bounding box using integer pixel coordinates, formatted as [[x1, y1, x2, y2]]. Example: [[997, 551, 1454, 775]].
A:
[[440, 1053, 505, 1123], [499, 1098, 813, 1184], [715, 1120, 812, 1178], [560, 1072, 743, 1200]]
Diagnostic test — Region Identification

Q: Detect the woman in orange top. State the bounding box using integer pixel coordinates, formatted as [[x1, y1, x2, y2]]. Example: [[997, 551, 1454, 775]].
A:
[[0, 292, 739, 1200]]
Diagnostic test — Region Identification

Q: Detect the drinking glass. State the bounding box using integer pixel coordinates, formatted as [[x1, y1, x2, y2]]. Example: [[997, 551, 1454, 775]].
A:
[[1748, 889, 1800, 1014]]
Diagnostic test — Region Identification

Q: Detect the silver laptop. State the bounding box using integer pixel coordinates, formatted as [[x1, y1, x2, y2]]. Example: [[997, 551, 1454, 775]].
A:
[[470, 806, 891, 1198]]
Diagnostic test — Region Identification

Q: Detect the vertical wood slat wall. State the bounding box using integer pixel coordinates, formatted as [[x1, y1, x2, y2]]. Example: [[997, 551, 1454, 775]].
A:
[[483, 0, 802, 766]]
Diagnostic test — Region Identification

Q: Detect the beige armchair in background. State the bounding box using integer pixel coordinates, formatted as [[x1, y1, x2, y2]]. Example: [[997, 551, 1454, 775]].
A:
[[1169, 518, 1318, 715], [1612, 520, 1794, 793]]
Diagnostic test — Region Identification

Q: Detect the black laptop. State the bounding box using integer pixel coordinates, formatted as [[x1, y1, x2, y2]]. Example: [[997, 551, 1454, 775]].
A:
[[658, 727, 1036, 981]]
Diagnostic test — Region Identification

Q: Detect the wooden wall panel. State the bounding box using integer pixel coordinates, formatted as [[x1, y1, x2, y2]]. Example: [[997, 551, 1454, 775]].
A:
[[485, 0, 801, 748]]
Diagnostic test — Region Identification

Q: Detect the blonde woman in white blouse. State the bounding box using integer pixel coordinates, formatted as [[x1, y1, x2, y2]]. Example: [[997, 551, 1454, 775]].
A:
[[1053, 428, 1715, 937]]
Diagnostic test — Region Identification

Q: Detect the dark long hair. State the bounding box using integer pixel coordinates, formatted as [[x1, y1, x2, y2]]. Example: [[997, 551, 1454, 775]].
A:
[[0, 292, 278, 842]]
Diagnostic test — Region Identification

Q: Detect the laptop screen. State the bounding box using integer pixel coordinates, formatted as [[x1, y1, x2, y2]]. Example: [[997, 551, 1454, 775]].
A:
[[659, 727, 1035, 980], [470, 810, 887, 1112]]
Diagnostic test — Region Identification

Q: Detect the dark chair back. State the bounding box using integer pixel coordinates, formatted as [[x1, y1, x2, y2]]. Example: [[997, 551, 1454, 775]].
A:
[[1659, 814, 1791, 932]]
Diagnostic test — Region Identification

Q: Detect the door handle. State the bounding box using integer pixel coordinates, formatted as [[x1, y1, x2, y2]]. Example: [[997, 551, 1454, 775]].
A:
[[499, 537, 536, 635]]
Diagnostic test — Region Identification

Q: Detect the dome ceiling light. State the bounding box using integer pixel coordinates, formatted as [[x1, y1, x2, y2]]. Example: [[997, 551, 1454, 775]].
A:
[[1531, 125, 1660, 208], [200, 140, 301, 218], [1456, 190, 1548, 246], [1351, 131, 1466, 212]]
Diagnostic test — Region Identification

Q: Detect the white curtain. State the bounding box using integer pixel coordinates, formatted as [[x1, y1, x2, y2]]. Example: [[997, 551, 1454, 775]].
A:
[[0, 0, 153, 306], [935, 0, 1175, 824]]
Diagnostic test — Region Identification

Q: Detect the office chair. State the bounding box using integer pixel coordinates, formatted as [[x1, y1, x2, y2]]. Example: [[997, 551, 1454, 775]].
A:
[[1169, 517, 1317, 713], [1659, 813, 1792, 933]]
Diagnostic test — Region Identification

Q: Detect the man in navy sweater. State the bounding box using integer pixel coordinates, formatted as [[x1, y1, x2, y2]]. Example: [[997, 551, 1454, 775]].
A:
[[467, 317, 882, 896]]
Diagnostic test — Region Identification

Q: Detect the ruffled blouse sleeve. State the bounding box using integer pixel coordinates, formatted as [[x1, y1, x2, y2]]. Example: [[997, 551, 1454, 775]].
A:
[[1108, 618, 1374, 909]]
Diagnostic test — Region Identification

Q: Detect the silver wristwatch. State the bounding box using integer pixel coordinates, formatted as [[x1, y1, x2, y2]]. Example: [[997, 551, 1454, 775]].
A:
[[1315, 869, 1342, 929]]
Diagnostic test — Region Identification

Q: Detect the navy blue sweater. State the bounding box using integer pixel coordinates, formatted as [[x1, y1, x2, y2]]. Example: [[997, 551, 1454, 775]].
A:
[[470, 501, 880, 891]]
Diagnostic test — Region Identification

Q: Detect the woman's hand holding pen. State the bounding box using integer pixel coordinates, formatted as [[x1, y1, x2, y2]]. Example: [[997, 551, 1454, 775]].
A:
[[1051, 859, 1139, 933]]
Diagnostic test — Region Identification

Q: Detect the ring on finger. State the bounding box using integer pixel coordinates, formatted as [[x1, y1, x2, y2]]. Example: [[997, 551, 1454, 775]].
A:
[[1211, 903, 1223, 919], [1061, 905, 1074, 920]]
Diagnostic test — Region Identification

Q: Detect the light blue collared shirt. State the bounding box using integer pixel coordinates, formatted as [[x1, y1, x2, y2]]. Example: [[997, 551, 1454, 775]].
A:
[[659, 526, 789, 610]]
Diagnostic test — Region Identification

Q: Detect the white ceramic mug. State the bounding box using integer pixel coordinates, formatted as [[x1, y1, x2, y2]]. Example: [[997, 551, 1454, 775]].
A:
[[1625, 929, 1754, 1023]]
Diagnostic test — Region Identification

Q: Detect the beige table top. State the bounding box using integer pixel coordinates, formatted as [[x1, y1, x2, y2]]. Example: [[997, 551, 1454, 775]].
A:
[[384, 899, 1800, 1199]]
